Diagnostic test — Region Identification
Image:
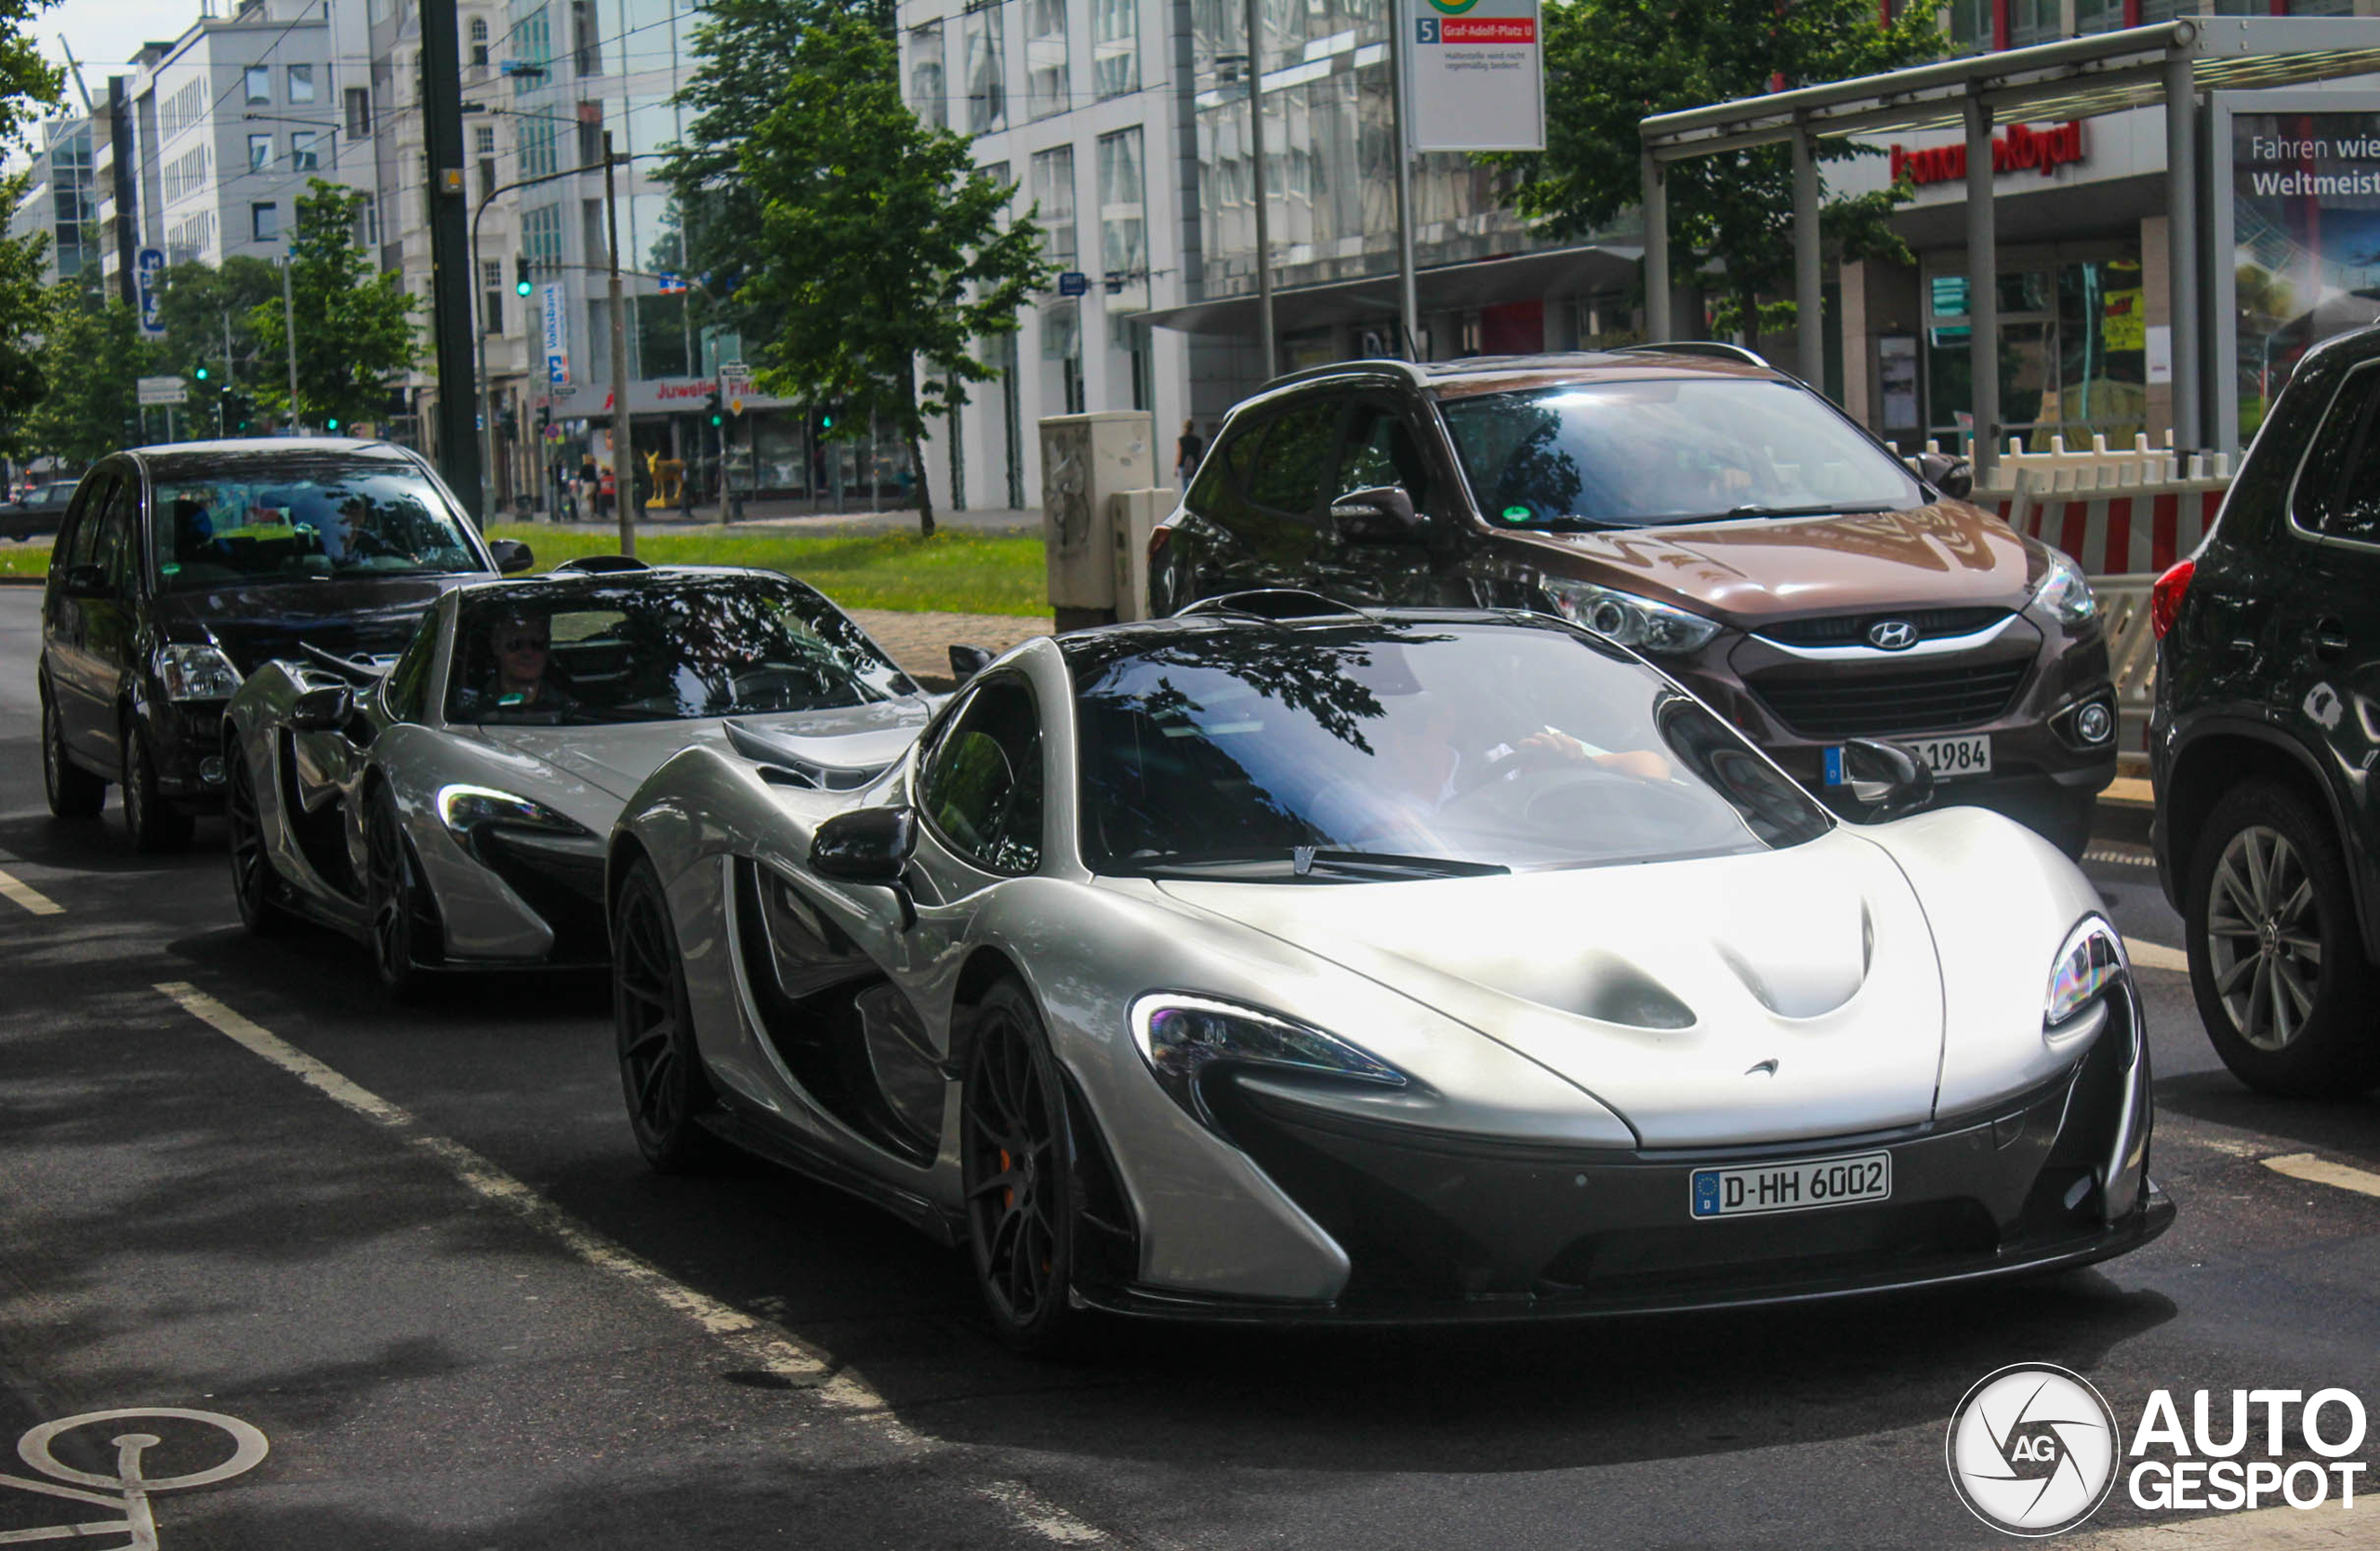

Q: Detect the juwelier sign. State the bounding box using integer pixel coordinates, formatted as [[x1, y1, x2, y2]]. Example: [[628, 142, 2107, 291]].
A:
[[1403, 0, 1545, 153]]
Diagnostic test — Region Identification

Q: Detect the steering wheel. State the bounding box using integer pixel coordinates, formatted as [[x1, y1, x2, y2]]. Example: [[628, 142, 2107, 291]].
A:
[[729, 662, 832, 709]]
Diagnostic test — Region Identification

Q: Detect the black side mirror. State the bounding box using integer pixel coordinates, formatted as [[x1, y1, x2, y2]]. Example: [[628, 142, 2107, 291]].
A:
[[1328, 485, 1421, 544], [490, 538, 536, 575], [1915, 451, 1973, 502], [60, 563, 107, 599], [947, 643, 995, 681], [1841, 738, 1936, 819], [289, 683, 354, 733], [811, 804, 919, 929]]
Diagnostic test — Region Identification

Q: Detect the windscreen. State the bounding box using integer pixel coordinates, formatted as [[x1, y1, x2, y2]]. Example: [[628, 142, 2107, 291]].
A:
[[444, 574, 917, 725], [1073, 622, 1831, 879], [154, 461, 484, 589], [1441, 378, 1927, 530]]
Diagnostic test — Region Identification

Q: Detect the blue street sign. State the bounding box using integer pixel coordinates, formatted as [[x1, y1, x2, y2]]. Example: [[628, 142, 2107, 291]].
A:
[[548, 353, 569, 385], [1057, 271, 1089, 298], [136, 248, 165, 337]]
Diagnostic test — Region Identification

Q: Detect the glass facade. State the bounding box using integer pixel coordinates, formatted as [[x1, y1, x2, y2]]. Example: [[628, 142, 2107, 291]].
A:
[[1024, 0, 1070, 120], [963, 3, 1006, 135], [1092, 0, 1139, 100], [1098, 128, 1145, 282], [1921, 258, 2147, 452], [1031, 145, 1077, 269], [909, 21, 946, 130]]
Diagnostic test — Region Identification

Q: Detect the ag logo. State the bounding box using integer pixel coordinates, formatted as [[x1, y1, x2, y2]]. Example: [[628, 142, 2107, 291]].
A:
[[1868, 618, 1919, 650], [1424, 0, 1483, 13], [1947, 1364, 2120, 1537]]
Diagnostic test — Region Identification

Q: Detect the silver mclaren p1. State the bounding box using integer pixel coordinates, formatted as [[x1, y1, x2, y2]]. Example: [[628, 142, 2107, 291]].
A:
[[222, 563, 936, 997], [607, 592, 2172, 1348]]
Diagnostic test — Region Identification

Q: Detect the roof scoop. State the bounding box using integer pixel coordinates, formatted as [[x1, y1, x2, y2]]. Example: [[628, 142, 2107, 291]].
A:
[[1577, 958, 1696, 1030]]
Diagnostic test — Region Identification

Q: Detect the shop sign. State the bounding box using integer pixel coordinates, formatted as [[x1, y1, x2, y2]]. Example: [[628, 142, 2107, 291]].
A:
[[1404, 0, 1545, 153], [538, 377, 727, 417], [1889, 122, 2086, 187]]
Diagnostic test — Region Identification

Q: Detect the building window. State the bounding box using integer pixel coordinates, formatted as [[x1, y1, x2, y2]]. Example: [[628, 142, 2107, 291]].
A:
[[577, 102, 603, 167], [583, 197, 606, 265], [475, 125, 496, 156], [483, 260, 505, 334], [963, 3, 1006, 135], [469, 17, 491, 68], [573, 0, 600, 77], [1092, 0, 1138, 100], [290, 131, 321, 172], [245, 66, 271, 105], [909, 21, 946, 131], [1030, 145, 1076, 270], [346, 86, 371, 137], [252, 202, 280, 243], [1023, 0, 1068, 120], [512, 3, 551, 97], [247, 133, 272, 173], [1097, 127, 1144, 281], [287, 63, 315, 105], [523, 201, 564, 272], [480, 152, 497, 203], [520, 113, 557, 179]]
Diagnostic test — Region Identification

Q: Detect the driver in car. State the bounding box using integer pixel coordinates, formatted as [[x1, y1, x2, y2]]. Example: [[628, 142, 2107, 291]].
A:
[[455, 610, 575, 719]]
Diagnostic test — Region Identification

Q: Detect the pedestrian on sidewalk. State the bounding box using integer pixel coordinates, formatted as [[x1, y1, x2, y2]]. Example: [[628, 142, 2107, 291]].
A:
[[1174, 418, 1205, 487]]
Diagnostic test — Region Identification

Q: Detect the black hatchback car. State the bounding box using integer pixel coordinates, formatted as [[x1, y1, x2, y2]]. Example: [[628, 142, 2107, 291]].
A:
[[3, 480, 78, 541], [2151, 324, 2380, 1095], [39, 438, 531, 851]]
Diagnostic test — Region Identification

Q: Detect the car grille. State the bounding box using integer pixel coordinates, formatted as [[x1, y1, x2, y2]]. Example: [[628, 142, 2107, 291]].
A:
[[1759, 606, 2009, 647], [1749, 657, 2030, 737]]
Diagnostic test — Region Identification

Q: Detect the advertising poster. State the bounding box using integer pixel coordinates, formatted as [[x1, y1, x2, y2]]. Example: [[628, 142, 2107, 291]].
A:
[[2227, 103, 2380, 442], [1404, 0, 1544, 153]]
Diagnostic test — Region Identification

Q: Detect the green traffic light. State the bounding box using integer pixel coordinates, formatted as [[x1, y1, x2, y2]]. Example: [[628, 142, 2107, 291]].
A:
[[325, 418, 340, 431], [709, 413, 723, 427], [194, 365, 209, 381], [821, 413, 833, 429]]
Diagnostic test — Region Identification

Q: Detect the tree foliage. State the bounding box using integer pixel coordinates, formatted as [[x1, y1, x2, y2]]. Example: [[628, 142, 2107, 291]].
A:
[[245, 180, 417, 430], [732, 13, 1049, 535], [155, 256, 283, 386], [1499, 0, 1940, 344], [1, 0, 63, 456], [22, 285, 150, 466]]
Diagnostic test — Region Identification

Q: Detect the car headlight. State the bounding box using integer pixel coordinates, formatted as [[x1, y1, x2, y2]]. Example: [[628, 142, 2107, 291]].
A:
[[2031, 550, 2097, 626], [1540, 577, 1722, 655], [2045, 917, 2127, 1031], [154, 643, 243, 701], [1129, 992, 1405, 1126], [435, 784, 594, 845]]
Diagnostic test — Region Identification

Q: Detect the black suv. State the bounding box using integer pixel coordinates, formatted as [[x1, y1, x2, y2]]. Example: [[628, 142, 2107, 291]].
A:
[[39, 438, 530, 852], [1153, 353, 2119, 852], [2152, 324, 2380, 1094]]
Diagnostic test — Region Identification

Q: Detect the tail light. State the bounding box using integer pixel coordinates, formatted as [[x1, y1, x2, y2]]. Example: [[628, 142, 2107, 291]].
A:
[[2150, 558, 2194, 640], [1147, 524, 1173, 565]]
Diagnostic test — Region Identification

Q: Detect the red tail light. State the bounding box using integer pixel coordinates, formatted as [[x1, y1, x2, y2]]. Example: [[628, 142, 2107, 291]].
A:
[[2150, 558, 2194, 640]]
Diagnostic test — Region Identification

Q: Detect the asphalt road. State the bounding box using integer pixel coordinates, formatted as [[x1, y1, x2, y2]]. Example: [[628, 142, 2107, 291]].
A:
[[4, 587, 2378, 1550]]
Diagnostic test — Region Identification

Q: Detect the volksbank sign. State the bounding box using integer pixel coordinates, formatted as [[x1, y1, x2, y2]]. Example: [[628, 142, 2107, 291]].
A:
[[1404, 0, 1544, 153]]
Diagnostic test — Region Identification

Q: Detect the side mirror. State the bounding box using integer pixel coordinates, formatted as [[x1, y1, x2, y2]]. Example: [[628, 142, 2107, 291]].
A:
[[289, 683, 354, 733], [1328, 485, 1421, 544], [1841, 738, 1936, 820], [810, 804, 918, 885], [490, 538, 536, 575], [60, 563, 108, 599], [947, 643, 995, 681], [1915, 451, 1973, 502]]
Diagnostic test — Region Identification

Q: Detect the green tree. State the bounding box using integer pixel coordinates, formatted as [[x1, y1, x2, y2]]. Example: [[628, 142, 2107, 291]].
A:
[[734, 13, 1049, 535], [1497, 0, 1940, 346], [0, 0, 63, 454], [22, 284, 150, 465], [246, 179, 417, 430], [156, 256, 282, 383]]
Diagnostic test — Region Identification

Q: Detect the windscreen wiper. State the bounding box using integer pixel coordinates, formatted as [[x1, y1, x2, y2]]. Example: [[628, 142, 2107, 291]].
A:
[[1666, 502, 1911, 524], [1132, 849, 1507, 881]]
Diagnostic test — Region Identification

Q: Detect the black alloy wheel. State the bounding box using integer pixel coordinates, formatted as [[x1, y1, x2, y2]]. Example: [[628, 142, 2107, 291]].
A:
[[119, 716, 195, 854], [2187, 780, 2380, 1096], [612, 857, 722, 1173], [961, 979, 1082, 1354], [223, 742, 286, 936], [364, 785, 437, 1001], [41, 689, 104, 819]]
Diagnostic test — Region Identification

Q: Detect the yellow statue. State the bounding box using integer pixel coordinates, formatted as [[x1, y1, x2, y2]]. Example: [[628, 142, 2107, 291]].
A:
[[644, 451, 685, 510]]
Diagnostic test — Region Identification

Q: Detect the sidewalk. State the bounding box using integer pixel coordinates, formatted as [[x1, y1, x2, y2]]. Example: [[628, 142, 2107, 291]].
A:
[[501, 501, 1041, 536], [846, 606, 1054, 691]]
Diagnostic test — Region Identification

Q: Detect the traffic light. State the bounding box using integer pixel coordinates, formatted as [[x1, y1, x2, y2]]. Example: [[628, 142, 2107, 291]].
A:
[[194, 365, 209, 382], [515, 256, 533, 298], [820, 411, 834, 430], [706, 390, 723, 429], [325, 416, 340, 432]]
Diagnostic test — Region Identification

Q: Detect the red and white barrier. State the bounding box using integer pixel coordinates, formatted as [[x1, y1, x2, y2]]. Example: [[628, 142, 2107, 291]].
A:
[[2003, 484, 2224, 578]]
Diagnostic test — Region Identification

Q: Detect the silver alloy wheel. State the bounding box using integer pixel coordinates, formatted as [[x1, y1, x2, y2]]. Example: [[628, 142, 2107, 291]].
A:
[[2204, 824, 2325, 1052]]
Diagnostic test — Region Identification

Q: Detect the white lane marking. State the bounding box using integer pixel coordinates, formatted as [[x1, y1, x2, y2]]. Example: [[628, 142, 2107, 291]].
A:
[[0, 862, 62, 916], [2125, 938, 2188, 974], [150, 982, 1126, 1548], [0, 1408, 268, 1547], [2263, 1152, 2380, 1200]]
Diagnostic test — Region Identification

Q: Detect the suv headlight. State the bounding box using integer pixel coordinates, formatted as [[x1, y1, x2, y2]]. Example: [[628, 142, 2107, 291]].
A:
[[1130, 992, 1405, 1127], [154, 644, 244, 701], [2045, 916, 2127, 1031], [436, 784, 594, 845], [2031, 550, 2097, 626], [1540, 577, 1722, 655]]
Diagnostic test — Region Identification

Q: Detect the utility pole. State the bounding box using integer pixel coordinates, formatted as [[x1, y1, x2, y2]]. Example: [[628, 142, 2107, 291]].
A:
[[1242, 0, 1274, 378], [605, 129, 634, 557], [420, 0, 484, 515], [282, 258, 300, 431], [1388, 7, 1420, 358], [221, 309, 234, 437]]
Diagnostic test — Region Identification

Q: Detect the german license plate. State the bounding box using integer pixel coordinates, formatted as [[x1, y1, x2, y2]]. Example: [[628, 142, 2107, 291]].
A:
[[1825, 734, 1991, 784], [1690, 1151, 1892, 1219]]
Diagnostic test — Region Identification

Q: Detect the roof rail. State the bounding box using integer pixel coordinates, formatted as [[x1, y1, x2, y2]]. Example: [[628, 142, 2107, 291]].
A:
[[550, 554, 653, 575], [1612, 341, 1772, 367], [1254, 357, 1433, 395], [1177, 589, 1370, 622]]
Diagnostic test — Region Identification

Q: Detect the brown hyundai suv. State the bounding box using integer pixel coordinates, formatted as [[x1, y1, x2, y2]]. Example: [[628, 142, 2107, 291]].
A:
[[1148, 351, 2117, 853]]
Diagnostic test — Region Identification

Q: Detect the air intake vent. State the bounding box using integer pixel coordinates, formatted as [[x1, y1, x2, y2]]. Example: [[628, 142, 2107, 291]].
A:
[[1750, 658, 2030, 738]]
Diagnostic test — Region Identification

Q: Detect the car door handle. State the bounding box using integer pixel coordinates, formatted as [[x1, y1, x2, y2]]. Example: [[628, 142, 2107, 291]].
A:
[[2312, 617, 2351, 661]]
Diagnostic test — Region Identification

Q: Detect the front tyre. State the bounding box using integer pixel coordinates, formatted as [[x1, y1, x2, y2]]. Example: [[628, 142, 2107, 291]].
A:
[[223, 739, 287, 936], [611, 856, 722, 1173], [961, 979, 1083, 1355], [2187, 780, 2380, 1096], [120, 717, 195, 854], [42, 690, 104, 819]]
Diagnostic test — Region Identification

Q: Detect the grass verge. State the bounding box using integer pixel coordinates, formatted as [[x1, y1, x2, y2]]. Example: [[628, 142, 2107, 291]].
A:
[[488, 524, 1048, 616], [0, 541, 51, 578]]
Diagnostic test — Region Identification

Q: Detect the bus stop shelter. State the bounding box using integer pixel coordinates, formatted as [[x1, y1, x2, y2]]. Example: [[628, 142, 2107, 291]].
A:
[[1638, 17, 2380, 478]]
